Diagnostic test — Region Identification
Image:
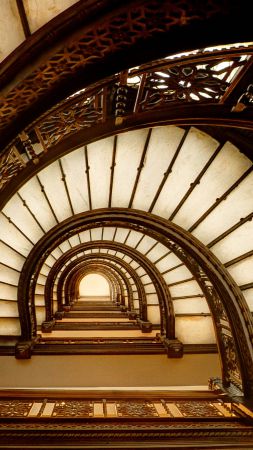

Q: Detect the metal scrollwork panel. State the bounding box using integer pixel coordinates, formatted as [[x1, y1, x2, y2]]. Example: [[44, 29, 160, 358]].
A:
[[166, 239, 243, 390], [0, 400, 32, 417], [116, 401, 158, 417], [138, 57, 245, 109], [52, 400, 93, 417], [175, 401, 222, 418], [0, 147, 26, 192]]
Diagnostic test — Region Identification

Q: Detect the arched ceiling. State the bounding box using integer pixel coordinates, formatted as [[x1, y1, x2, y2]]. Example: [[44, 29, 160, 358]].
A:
[[0, 0, 253, 397]]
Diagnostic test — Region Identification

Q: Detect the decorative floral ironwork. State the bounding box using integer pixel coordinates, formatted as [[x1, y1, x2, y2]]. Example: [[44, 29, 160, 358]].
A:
[[52, 400, 93, 417], [138, 58, 245, 109], [0, 0, 228, 134], [175, 401, 222, 417], [40, 93, 104, 148], [0, 147, 26, 191], [0, 400, 32, 417], [222, 333, 242, 383], [0, 50, 251, 193], [116, 401, 158, 417]]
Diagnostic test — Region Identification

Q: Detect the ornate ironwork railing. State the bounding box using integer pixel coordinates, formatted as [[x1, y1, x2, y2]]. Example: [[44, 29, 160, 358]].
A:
[[0, 46, 252, 194]]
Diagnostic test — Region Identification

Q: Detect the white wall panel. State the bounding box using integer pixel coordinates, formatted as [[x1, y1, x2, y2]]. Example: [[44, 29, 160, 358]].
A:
[[136, 235, 156, 254], [88, 137, 113, 209], [51, 247, 64, 260], [35, 285, 45, 295], [148, 243, 169, 263], [243, 289, 253, 311], [141, 275, 152, 285], [169, 280, 203, 297], [0, 283, 17, 301], [44, 255, 56, 268], [36, 307, 46, 326], [175, 316, 216, 344], [135, 267, 146, 277], [61, 148, 89, 214], [156, 253, 181, 273], [133, 300, 139, 309], [37, 274, 47, 285], [0, 318, 20, 335], [153, 128, 218, 219], [34, 295, 45, 306], [193, 173, 253, 244], [24, 0, 78, 33], [146, 293, 159, 305], [130, 261, 139, 270], [112, 129, 149, 207], [0, 265, 19, 285], [114, 228, 130, 243], [91, 228, 102, 241], [0, 301, 18, 317], [0, 214, 32, 256], [228, 256, 253, 286], [122, 255, 132, 264], [103, 227, 116, 241], [68, 235, 80, 248], [133, 126, 185, 211], [164, 266, 192, 284], [144, 285, 156, 294], [0, 0, 24, 63], [211, 221, 253, 262], [19, 177, 58, 232], [40, 265, 50, 277], [173, 298, 210, 314], [125, 230, 143, 248], [38, 162, 72, 222], [59, 240, 72, 253], [0, 242, 24, 271], [79, 230, 91, 243], [3, 194, 43, 243], [173, 141, 251, 229], [147, 305, 160, 324]]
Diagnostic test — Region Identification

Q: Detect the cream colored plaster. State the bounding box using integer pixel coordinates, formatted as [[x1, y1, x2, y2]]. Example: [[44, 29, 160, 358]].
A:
[[0, 354, 221, 388]]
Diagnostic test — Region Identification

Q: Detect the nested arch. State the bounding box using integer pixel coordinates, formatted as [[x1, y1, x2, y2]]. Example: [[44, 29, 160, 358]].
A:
[[16, 208, 253, 396], [47, 249, 145, 319], [72, 261, 132, 310], [47, 245, 170, 334], [56, 255, 144, 320]]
